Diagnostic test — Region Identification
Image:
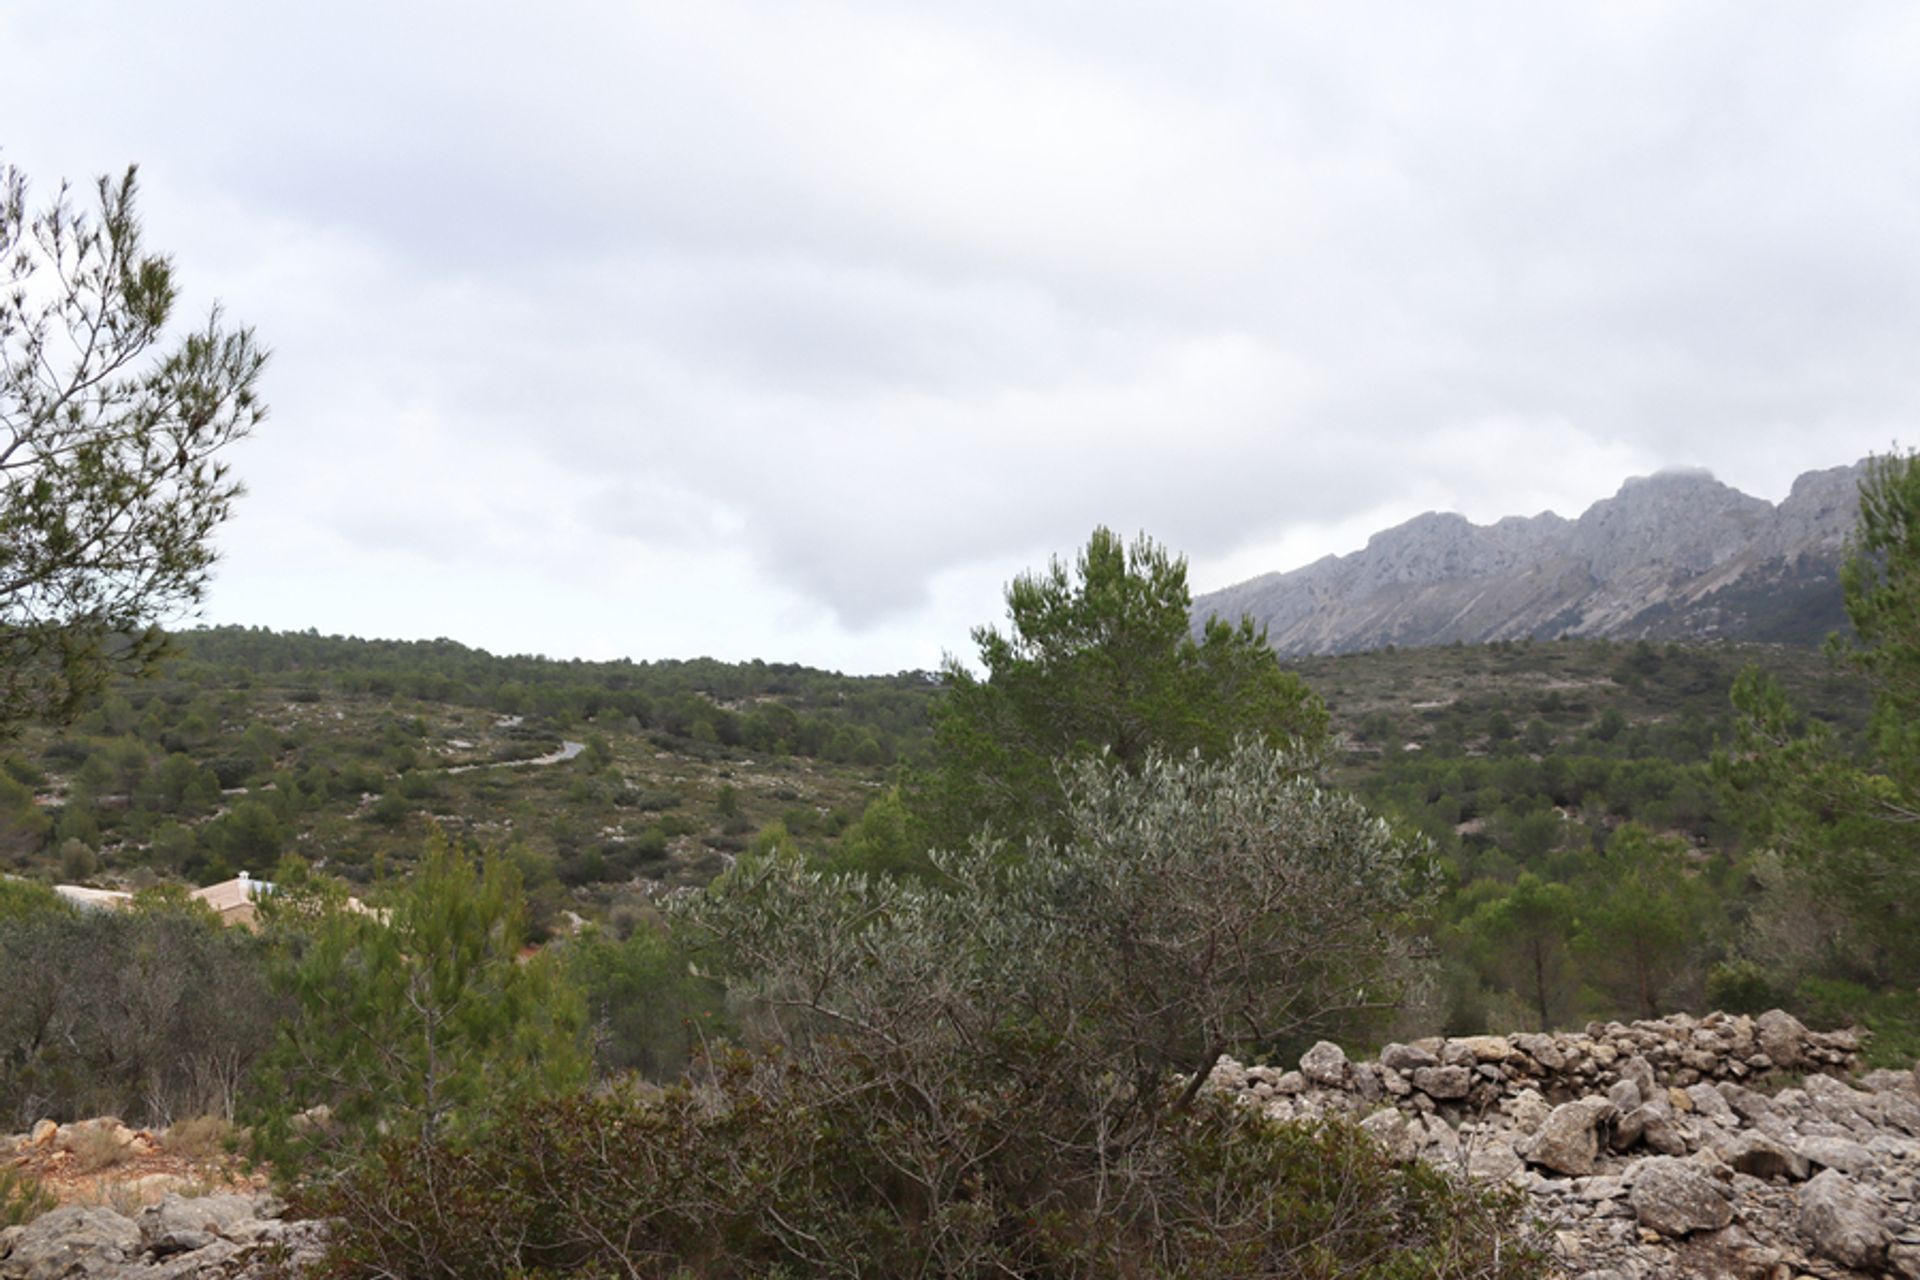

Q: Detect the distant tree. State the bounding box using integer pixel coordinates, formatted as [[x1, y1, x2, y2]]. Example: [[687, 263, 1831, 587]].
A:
[[1720, 449, 1920, 984], [911, 528, 1328, 849], [0, 162, 266, 731], [1464, 872, 1578, 1029], [1573, 826, 1718, 1019], [251, 840, 585, 1165]]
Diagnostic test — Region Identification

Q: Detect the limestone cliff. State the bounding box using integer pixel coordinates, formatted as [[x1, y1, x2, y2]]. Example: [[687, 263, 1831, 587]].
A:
[[1196, 461, 1866, 654]]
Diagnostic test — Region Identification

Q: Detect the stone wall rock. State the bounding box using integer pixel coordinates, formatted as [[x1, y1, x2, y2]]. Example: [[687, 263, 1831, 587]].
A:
[[1207, 1010, 1915, 1278]]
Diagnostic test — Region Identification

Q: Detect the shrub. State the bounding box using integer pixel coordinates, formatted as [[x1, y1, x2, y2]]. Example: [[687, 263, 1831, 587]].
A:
[[0, 1165, 54, 1227], [67, 1124, 135, 1174], [0, 901, 280, 1129], [249, 838, 586, 1171], [302, 1060, 1545, 1280], [162, 1113, 233, 1160]]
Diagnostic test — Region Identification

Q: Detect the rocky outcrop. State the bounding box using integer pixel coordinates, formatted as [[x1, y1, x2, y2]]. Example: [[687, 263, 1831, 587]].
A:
[[1208, 1011, 1920, 1278], [0, 1192, 325, 1279], [1195, 461, 1866, 654]]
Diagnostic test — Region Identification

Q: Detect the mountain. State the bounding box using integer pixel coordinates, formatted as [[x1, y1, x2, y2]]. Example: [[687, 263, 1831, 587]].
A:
[[1195, 461, 1865, 655]]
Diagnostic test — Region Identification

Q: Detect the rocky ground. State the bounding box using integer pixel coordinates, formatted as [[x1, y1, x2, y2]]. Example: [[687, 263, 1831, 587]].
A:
[[1, 1119, 319, 1280], [7, 1009, 1913, 1278], [1210, 1009, 1918, 1278]]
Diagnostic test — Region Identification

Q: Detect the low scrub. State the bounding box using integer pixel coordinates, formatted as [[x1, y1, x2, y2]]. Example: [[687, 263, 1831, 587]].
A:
[[0, 1165, 54, 1227], [161, 1113, 233, 1160], [299, 1058, 1546, 1280]]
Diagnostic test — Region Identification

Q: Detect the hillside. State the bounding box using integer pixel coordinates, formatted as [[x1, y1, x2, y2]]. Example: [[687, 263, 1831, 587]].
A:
[[0, 628, 939, 936], [1196, 461, 1864, 654], [0, 628, 1868, 931]]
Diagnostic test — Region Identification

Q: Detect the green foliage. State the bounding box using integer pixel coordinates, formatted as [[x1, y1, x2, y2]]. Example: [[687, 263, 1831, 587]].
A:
[[566, 922, 728, 1080], [1720, 450, 1920, 984], [686, 740, 1429, 1140], [251, 837, 587, 1166], [0, 1164, 54, 1228], [302, 1064, 1545, 1280], [913, 528, 1328, 848], [1462, 873, 1577, 1030], [0, 876, 66, 922], [0, 897, 278, 1127], [820, 785, 928, 878], [1572, 825, 1718, 1020], [0, 162, 266, 731], [1788, 979, 1920, 1070]]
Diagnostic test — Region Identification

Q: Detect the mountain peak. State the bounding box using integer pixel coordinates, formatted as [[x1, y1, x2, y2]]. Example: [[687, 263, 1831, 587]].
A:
[[1195, 459, 1865, 654]]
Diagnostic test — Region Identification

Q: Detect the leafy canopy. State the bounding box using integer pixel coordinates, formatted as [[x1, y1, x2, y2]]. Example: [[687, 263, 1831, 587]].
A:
[[250, 838, 586, 1167], [912, 526, 1328, 848], [0, 162, 265, 730], [1720, 449, 1920, 983]]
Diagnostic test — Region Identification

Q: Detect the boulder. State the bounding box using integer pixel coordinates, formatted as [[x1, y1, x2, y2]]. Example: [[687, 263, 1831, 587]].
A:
[[1617, 1054, 1657, 1102], [1795, 1134, 1872, 1176], [1755, 1009, 1808, 1070], [1520, 1098, 1614, 1176], [1359, 1107, 1416, 1162], [1299, 1040, 1349, 1088], [1451, 1035, 1512, 1063], [1797, 1168, 1888, 1270], [1627, 1156, 1733, 1237], [1412, 1065, 1471, 1101], [0, 1205, 141, 1280], [1504, 1088, 1551, 1135], [1716, 1130, 1808, 1182], [139, 1193, 260, 1256], [1379, 1042, 1437, 1072]]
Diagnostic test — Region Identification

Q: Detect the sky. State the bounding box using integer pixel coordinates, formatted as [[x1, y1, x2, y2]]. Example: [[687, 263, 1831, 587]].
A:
[[4, 2, 1918, 674]]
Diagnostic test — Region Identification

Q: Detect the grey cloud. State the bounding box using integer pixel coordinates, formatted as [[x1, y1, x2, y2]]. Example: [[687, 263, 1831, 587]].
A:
[[5, 1, 1917, 664]]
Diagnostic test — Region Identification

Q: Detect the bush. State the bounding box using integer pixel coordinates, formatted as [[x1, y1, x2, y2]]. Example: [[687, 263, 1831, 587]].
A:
[[0, 1165, 54, 1227], [302, 1061, 1545, 1280], [68, 1123, 135, 1174], [249, 839, 586, 1170], [162, 1113, 233, 1159], [0, 901, 281, 1128]]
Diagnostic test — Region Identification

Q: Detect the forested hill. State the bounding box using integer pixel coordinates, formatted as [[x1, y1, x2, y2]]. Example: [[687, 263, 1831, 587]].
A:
[[1197, 460, 1863, 654], [176, 626, 940, 759]]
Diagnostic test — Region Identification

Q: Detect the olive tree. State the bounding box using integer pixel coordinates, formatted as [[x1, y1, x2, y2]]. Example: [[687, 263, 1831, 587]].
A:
[[1, 162, 265, 729], [679, 740, 1432, 1238]]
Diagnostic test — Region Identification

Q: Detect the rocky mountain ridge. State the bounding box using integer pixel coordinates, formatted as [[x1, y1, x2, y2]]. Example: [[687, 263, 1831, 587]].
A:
[[1196, 460, 1867, 655]]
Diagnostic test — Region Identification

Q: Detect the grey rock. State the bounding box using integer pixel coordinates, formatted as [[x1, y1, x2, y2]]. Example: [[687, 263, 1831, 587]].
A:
[[1683, 1083, 1736, 1126], [138, 1193, 259, 1256], [1798, 1168, 1888, 1269], [1360, 1108, 1416, 1162], [1628, 1156, 1734, 1237], [1192, 463, 1865, 656], [1299, 1040, 1349, 1087], [1860, 1068, 1916, 1095], [1755, 1009, 1809, 1070], [1796, 1134, 1873, 1175], [1617, 1054, 1657, 1103], [1412, 1065, 1471, 1100], [0, 1205, 141, 1280], [1521, 1098, 1615, 1177], [1717, 1130, 1809, 1182], [1378, 1041, 1437, 1072], [137, 1239, 241, 1279]]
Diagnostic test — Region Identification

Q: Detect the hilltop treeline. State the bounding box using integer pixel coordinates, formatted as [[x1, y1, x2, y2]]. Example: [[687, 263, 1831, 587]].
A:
[[179, 627, 939, 763]]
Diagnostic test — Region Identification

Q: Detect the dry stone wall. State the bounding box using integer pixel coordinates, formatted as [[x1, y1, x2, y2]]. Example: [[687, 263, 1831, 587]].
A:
[[1209, 1011, 1919, 1279]]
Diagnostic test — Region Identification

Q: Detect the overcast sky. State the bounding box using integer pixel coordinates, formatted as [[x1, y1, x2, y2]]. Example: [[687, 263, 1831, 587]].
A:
[[4, 3, 1917, 673]]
